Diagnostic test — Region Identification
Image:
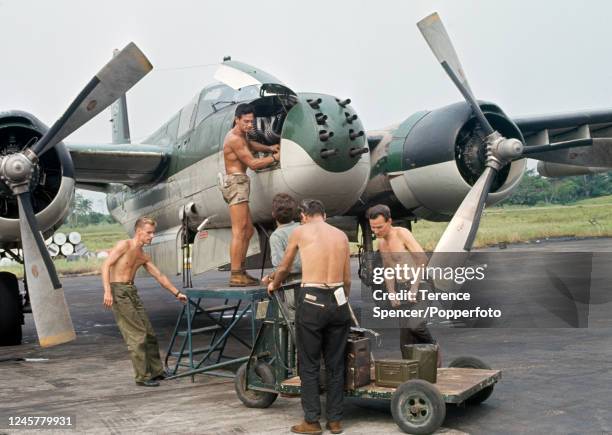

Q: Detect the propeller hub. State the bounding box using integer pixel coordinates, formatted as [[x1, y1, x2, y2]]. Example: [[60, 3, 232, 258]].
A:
[[0, 152, 36, 194], [497, 138, 524, 160], [485, 132, 524, 170]]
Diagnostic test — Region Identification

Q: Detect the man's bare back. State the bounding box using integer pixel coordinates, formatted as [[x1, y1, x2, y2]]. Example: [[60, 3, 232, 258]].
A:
[[295, 221, 349, 285], [269, 210, 351, 296]]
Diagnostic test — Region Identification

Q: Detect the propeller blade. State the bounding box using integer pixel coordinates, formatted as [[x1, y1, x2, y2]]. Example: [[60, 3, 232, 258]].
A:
[[31, 42, 152, 157], [463, 168, 496, 251], [427, 168, 496, 291], [17, 193, 75, 347], [417, 12, 494, 136], [432, 167, 496, 254], [417, 12, 473, 95]]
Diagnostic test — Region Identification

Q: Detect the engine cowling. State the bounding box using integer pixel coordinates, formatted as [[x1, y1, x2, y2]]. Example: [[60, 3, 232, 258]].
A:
[[0, 111, 75, 243], [360, 102, 526, 221]]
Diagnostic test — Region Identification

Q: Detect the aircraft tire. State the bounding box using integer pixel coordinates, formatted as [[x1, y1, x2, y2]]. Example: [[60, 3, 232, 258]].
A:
[[0, 272, 23, 346]]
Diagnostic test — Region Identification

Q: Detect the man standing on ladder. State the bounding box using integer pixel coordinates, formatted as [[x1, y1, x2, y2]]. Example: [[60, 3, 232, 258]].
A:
[[220, 103, 280, 287]]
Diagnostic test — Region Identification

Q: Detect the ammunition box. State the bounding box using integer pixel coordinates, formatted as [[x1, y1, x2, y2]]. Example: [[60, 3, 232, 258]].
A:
[[374, 359, 419, 387], [402, 344, 439, 383], [345, 336, 370, 389]]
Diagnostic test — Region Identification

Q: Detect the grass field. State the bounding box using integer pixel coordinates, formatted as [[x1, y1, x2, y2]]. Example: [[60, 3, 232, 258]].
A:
[[57, 223, 128, 252], [411, 195, 612, 251], [0, 223, 127, 279], [2, 196, 611, 277]]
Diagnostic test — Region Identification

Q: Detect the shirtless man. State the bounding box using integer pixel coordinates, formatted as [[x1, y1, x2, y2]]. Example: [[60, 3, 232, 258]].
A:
[[221, 103, 280, 287], [268, 199, 351, 435], [102, 216, 187, 387], [367, 204, 437, 349]]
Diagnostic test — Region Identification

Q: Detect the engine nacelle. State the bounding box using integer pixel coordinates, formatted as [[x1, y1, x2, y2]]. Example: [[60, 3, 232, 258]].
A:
[[362, 102, 526, 221], [0, 111, 75, 243]]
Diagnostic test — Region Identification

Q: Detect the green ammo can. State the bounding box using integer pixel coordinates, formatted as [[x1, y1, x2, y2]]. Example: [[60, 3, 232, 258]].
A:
[[374, 359, 419, 387], [402, 343, 439, 383]]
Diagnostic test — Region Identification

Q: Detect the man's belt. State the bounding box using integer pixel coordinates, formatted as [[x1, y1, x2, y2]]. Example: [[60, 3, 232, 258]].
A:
[[301, 282, 343, 289]]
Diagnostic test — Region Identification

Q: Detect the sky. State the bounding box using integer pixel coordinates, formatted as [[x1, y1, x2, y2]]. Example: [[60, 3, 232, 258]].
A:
[[1, 0, 611, 212]]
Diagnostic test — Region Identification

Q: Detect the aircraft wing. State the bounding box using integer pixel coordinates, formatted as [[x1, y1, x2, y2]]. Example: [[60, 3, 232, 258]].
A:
[[66, 143, 170, 188], [514, 109, 612, 175]]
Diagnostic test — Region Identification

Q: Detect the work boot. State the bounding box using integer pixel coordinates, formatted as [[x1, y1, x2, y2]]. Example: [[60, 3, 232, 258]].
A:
[[229, 271, 259, 287], [240, 260, 260, 284], [152, 367, 174, 381], [290, 421, 322, 435], [243, 270, 260, 284], [326, 421, 343, 434], [135, 379, 160, 387]]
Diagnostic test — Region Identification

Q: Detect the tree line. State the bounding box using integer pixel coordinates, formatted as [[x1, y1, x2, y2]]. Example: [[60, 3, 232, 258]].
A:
[[65, 193, 115, 227], [501, 170, 612, 206]]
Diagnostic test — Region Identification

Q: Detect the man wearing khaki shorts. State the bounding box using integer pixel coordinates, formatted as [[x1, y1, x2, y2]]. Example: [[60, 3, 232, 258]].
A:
[[102, 216, 187, 387], [221, 103, 280, 286]]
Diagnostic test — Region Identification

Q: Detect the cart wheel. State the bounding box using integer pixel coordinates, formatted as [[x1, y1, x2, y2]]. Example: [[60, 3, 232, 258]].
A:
[[448, 356, 494, 405], [391, 379, 446, 435], [235, 362, 278, 408]]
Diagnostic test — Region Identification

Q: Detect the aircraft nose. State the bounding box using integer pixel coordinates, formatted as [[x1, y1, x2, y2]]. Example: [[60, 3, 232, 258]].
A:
[[281, 93, 369, 173]]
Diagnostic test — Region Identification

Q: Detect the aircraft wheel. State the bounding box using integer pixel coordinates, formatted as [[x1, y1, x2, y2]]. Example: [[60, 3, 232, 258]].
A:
[[0, 272, 23, 346], [448, 356, 494, 405], [391, 379, 446, 434], [235, 361, 278, 408]]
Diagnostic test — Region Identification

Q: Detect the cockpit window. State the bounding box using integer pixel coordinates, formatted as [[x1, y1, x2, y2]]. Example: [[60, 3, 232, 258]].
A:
[[235, 85, 260, 101], [195, 84, 240, 125]]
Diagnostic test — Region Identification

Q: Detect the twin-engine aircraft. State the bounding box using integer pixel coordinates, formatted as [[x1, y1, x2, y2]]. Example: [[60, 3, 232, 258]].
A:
[[1, 13, 611, 347]]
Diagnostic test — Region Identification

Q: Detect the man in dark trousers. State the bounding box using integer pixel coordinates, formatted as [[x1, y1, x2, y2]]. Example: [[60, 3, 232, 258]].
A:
[[268, 199, 351, 435]]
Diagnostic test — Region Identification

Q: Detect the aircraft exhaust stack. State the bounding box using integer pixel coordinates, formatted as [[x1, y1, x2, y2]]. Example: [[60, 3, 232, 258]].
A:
[[349, 130, 364, 140], [320, 148, 339, 158], [349, 147, 369, 157], [337, 98, 351, 108]]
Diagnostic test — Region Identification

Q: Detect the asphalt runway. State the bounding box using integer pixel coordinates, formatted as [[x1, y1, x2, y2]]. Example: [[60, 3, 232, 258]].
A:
[[1, 237, 611, 434]]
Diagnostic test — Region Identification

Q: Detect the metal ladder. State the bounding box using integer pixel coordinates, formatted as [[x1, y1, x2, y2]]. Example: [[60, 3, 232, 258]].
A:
[[164, 297, 241, 377]]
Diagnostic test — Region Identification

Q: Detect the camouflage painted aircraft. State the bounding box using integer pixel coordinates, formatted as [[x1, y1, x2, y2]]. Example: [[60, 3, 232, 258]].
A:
[[1, 13, 611, 347]]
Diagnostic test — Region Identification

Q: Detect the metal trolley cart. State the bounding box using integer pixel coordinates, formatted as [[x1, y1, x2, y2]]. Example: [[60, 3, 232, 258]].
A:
[[234, 288, 501, 435]]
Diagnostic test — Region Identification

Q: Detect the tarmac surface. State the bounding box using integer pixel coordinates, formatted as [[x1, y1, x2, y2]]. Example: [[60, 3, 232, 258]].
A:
[[1, 237, 612, 434]]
